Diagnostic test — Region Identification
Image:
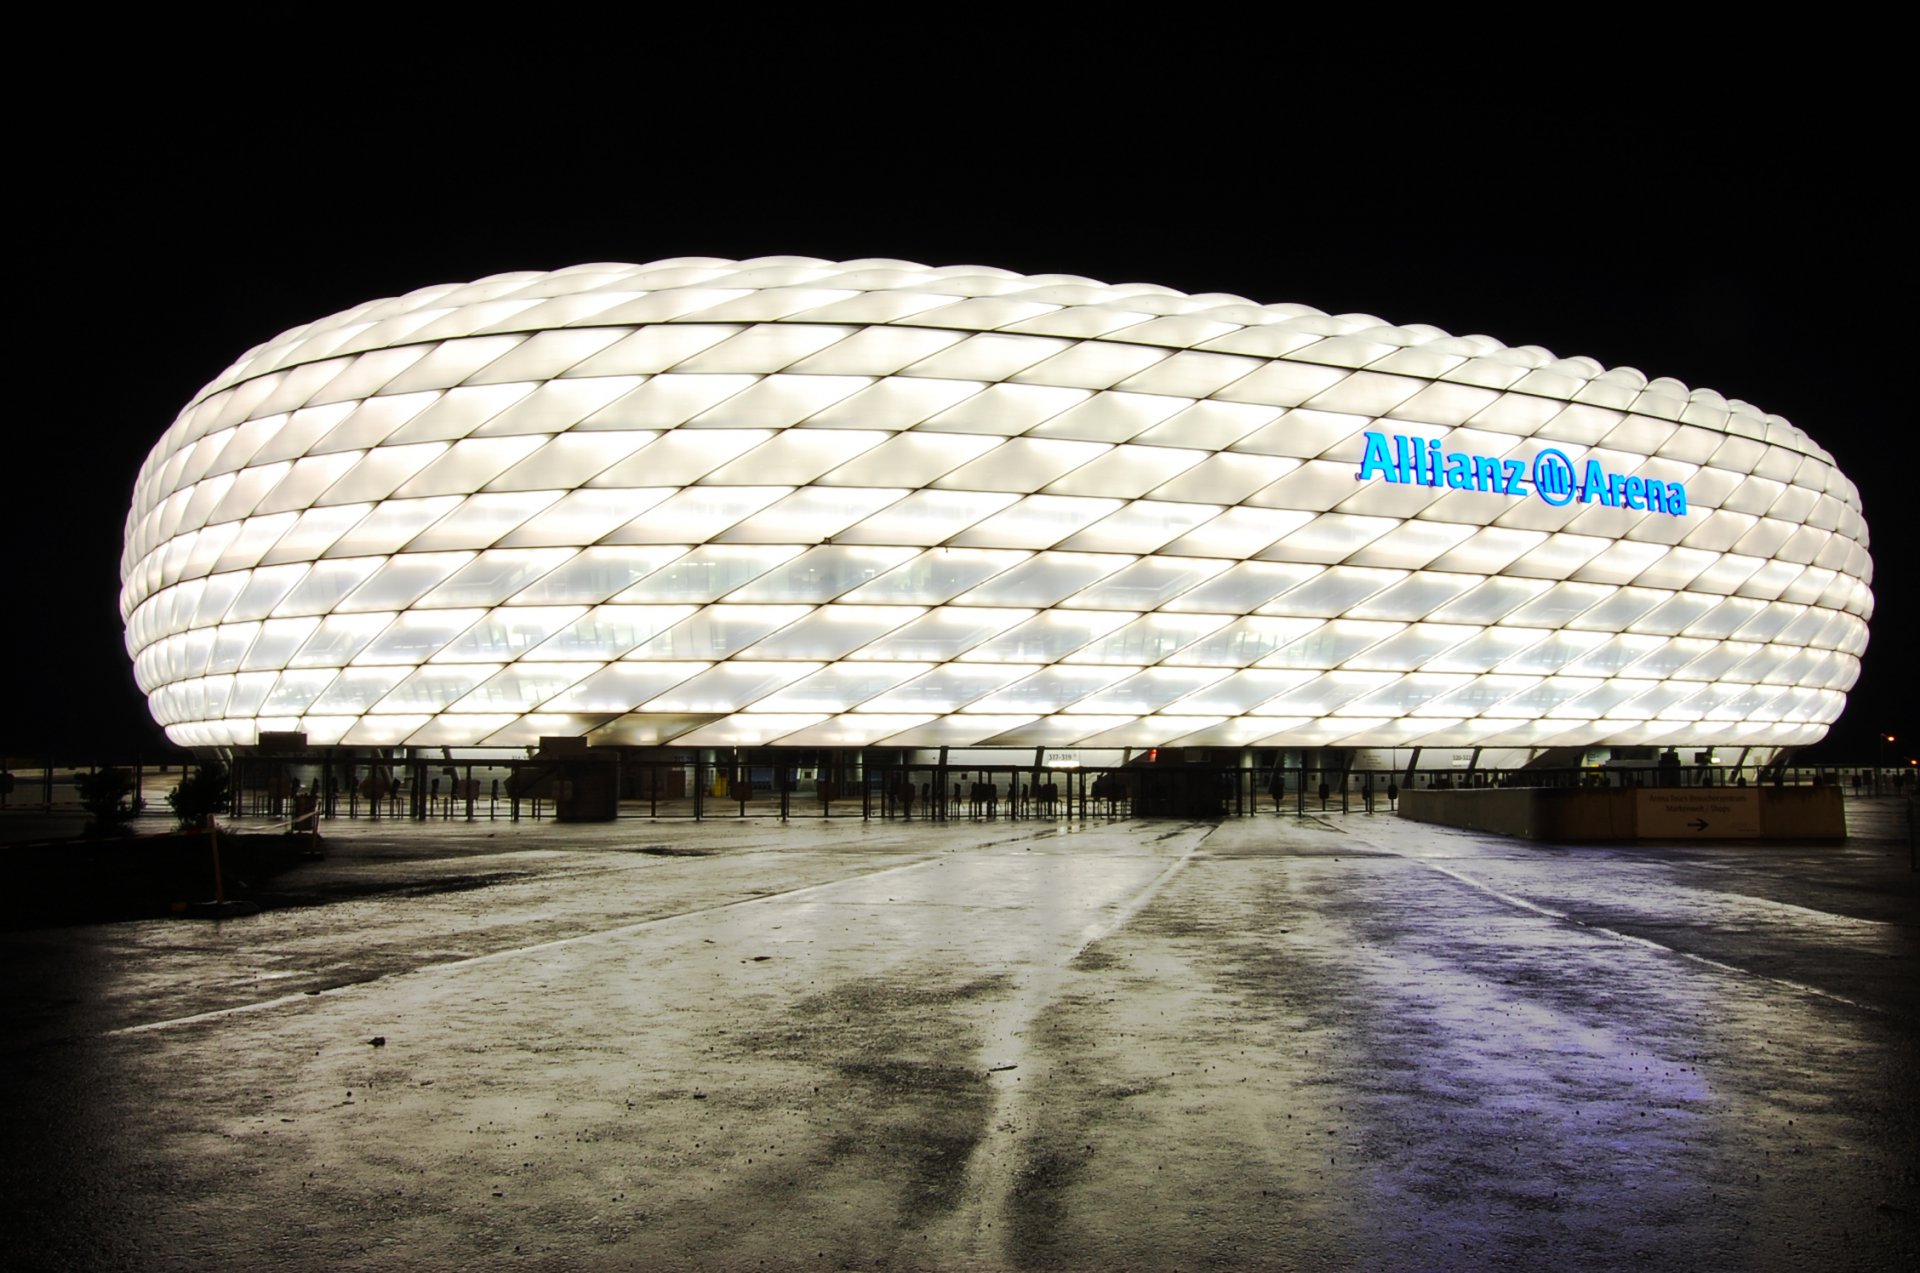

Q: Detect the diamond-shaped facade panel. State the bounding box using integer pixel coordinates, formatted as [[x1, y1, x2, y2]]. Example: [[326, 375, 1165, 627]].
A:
[[122, 259, 1872, 751]]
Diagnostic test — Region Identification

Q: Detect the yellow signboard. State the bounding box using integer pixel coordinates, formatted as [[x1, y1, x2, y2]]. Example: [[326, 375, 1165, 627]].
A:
[[1636, 788, 1762, 837]]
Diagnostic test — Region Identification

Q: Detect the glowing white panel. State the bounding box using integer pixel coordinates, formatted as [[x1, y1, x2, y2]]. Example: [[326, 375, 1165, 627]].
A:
[[372, 665, 496, 712], [1262, 513, 1400, 563], [527, 605, 697, 660], [225, 670, 281, 717], [259, 505, 373, 565], [259, 670, 338, 716], [1559, 633, 1668, 677], [787, 327, 967, 376], [250, 404, 360, 466], [754, 663, 934, 712], [470, 378, 646, 437], [385, 384, 537, 445], [954, 553, 1132, 607], [381, 336, 528, 394], [287, 613, 394, 667], [1497, 629, 1613, 675], [1341, 674, 1477, 716], [1159, 562, 1319, 614], [204, 623, 261, 675], [240, 617, 321, 670], [902, 333, 1067, 382], [677, 329, 859, 376], [354, 609, 489, 665], [949, 495, 1124, 549], [1060, 501, 1222, 555], [641, 662, 822, 713], [433, 607, 584, 663], [125, 259, 1870, 750], [450, 663, 593, 713], [322, 497, 465, 559], [852, 608, 1032, 661], [1255, 621, 1399, 671], [935, 438, 1110, 493], [738, 606, 921, 660], [1157, 616, 1336, 668], [542, 663, 708, 713], [403, 492, 563, 551], [483, 432, 658, 490], [960, 610, 1137, 662], [1071, 557, 1231, 610], [1502, 583, 1615, 628], [418, 549, 578, 607], [563, 326, 739, 376], [728, 546, 920, 602], [615, 546, 803, 603], [1065, 613, 1232, 664], [318, 443, 449, 505], [342, 715, 431, 745], [1161, 507, 1311, 559], [813, 430, 1001, 487], [338, 553, 472, 612], [969, 666, 1134, 712], [768, 714, 935, 746], [1685, 597, 1770, 640], [857, 664, 1031, 712], [1261, 567, 1406, 618], [602, 487, 788, 544], [1065, 667, 1231, 714], [226, 564, 311, 621], [1345, 623, 1479, 670], [181, 522, 245, 581], [702, 429, 889, 485], [1049, 446, 1210, 499], [208, 464, 293, 526], [1565, 587, 1670, 633], [717, 487, 908, 543], [589, 429, 772, 486], [987, 716, 1136, 745], [917, 382, 1090, 435], [1254, 671, 1400, 715], [826, 489, 1016, 546], [1346, 519, 1479, 570], [1428, 528, 1548, 575], [1165, 668, 1317, 713], [306, 666, 411, 715], [500, 490, 673, 548], [1411, 674, 1537, 718], [571, 373, 756, 431], [841, 549, 1027, 604]]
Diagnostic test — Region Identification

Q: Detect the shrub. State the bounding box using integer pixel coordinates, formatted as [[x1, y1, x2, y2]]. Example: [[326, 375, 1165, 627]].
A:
[[75, 767, 143, 837], [167, 760, 230, 830]]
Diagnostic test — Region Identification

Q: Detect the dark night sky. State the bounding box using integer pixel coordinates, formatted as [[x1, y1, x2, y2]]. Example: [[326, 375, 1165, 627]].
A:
[[7, 76, 1906, 763]]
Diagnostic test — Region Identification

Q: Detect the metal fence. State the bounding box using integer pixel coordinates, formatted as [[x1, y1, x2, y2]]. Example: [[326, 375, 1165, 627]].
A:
[[7, 755, 1914, 829]]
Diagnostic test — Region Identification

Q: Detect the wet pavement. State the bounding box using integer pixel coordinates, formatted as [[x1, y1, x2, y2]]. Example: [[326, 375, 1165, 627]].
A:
[[2, 802, 1915, 1271]]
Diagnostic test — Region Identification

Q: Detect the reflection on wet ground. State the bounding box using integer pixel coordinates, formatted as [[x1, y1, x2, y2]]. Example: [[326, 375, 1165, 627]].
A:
[[2, 802, 1914, 1270]]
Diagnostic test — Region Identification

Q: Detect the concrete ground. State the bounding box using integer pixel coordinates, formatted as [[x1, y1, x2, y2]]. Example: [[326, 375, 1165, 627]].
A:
[[1, 802, 1914, 1271]]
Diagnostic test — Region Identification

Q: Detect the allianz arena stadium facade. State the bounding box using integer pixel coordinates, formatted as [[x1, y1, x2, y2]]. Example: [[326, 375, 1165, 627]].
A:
[[120, 258, 1872, 773]]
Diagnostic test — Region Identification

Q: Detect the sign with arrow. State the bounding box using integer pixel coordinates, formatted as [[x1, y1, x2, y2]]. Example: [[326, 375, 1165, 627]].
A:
[[1637, 788, 1762, 838]]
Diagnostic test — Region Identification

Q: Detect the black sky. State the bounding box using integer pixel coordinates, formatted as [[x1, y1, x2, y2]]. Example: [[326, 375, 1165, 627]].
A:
[[7, 74, 1906, 762]]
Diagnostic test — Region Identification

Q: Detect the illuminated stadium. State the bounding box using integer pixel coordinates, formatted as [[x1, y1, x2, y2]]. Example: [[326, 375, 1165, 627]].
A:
[[120, 257, 1872, 784]]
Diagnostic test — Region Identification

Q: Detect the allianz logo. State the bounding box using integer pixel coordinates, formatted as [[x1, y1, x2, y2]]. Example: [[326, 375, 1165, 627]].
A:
[[1354, 431, 1689, 516]]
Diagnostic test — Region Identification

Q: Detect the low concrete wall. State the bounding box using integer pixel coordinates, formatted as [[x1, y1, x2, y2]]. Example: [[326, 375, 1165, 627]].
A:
[[1398, 785, 1846, 841]]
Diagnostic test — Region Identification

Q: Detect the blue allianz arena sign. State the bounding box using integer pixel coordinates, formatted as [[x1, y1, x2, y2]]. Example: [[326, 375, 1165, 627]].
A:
[[1355, 431, 1689, 515]]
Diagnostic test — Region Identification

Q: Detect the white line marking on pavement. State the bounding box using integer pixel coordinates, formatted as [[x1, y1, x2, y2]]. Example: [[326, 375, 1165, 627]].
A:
[[1415, 859, 1887, 1016]]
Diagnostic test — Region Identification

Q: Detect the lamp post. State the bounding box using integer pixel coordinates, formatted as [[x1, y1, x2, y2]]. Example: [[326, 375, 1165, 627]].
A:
[[1878, 732, 1895, 795]]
